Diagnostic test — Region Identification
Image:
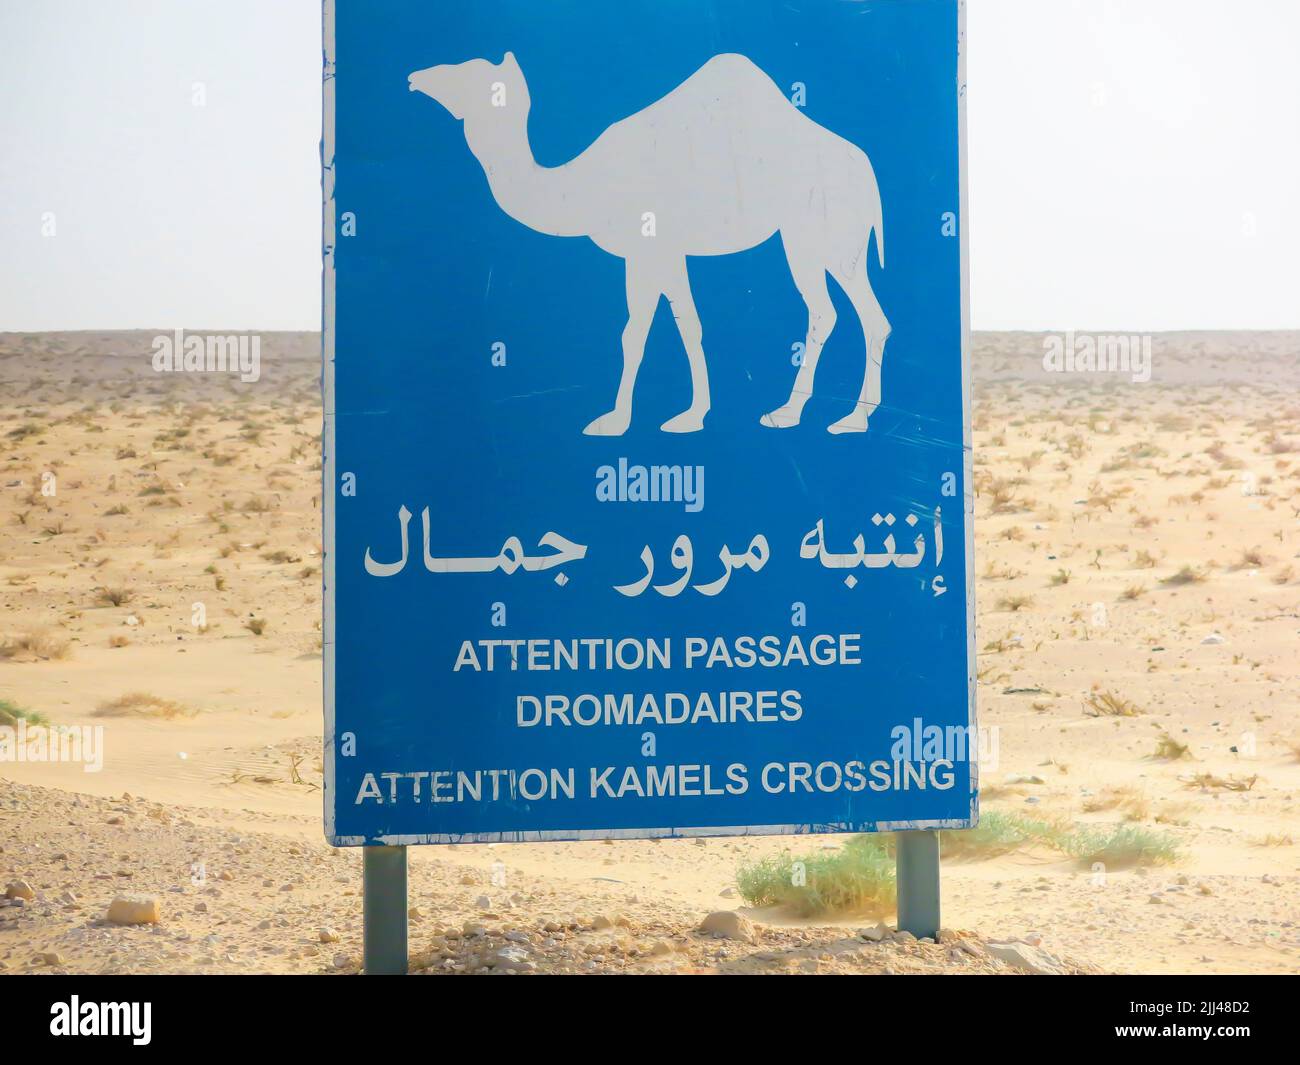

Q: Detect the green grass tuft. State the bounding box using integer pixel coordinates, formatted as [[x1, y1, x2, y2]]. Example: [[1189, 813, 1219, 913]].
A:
[[734, 813, 1182, 918], [1063, 823, 1181, 866], [941, 811, 1064, 858], [0, 698, 49, 728], [736, 835, 897, 917]]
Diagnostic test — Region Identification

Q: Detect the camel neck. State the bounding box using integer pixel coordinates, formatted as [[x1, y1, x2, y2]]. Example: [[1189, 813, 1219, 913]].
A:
[[464, 118, 588, 239]]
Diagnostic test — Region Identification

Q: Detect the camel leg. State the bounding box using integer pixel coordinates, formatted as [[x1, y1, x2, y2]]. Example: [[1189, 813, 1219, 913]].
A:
[[584, 257, 660, 437], [660, 258, 710, 433], [761, 240, 837, 429], [828, 266, 891, 434]]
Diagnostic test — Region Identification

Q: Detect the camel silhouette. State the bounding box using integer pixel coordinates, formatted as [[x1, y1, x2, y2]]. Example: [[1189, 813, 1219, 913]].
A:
[[409, 52, 890, 435]]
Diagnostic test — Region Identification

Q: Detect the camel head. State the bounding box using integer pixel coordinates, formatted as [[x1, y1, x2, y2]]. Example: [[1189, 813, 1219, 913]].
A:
[[408, 52, 530, 125]]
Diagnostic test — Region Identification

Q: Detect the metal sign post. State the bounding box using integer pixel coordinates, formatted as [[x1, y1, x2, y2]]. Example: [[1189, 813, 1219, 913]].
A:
[[896, 829, 941, 939], [362, 846, 407, 974]]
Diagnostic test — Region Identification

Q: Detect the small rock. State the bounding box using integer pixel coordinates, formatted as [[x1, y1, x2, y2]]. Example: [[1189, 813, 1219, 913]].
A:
[[860, 923, 890, 942], [475, 894, 492, 911], [319, 927, 340, 943], [1201, 633, 1226, 645], [495, 945, 534, 972], [5, 881, 35, 901], [985, 940, 1064, 975], [106, 894, 161, 926], [718, 886, 737, 898], [698, 910, 755, 943], [37, 952, 64, 966]]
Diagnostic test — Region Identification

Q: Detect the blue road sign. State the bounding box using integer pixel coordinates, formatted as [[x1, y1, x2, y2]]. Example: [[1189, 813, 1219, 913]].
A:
[[323, 0, 974, 845]]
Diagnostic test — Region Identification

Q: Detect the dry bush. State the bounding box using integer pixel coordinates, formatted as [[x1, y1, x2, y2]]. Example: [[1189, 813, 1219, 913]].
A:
[[94, 692, 196, 719], [1153, 733, 1191, 760], [1233, 546, 1267, 569], [1161, 565, 1207, 586], [1183, 772, 1258, 792], [0, 630, 72, 661], [981, 560, 1023, 580], [1082, 785, 1151, 822], [1083, 690, 1142, 717]]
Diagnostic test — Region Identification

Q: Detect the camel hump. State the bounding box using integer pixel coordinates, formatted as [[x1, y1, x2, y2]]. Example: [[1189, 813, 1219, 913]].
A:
[[681, 52, 786, 102], [697, 52, 767, 78], [594, 52, 797, 157]]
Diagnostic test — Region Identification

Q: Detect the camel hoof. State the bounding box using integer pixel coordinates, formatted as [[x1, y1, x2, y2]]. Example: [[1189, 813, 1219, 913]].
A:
[[828, 409, 869, 434], [661, 409, 707, 433], [760, 405, 801, 429], [583, 411, 629, 436]]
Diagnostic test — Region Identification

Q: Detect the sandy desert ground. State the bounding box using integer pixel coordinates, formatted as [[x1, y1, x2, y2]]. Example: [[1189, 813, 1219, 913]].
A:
[[0, 329, 1297, 976]]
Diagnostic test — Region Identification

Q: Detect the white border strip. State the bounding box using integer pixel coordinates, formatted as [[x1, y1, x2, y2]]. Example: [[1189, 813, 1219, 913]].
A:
[[321, 0, 338, 843], [320, 0, 976, 846], [958, 0, 978, 828], [337, 817, 978, 848]]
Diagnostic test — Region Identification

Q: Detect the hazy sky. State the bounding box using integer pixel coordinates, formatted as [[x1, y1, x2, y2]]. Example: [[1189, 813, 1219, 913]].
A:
[[0, 0, 1296, 331]]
